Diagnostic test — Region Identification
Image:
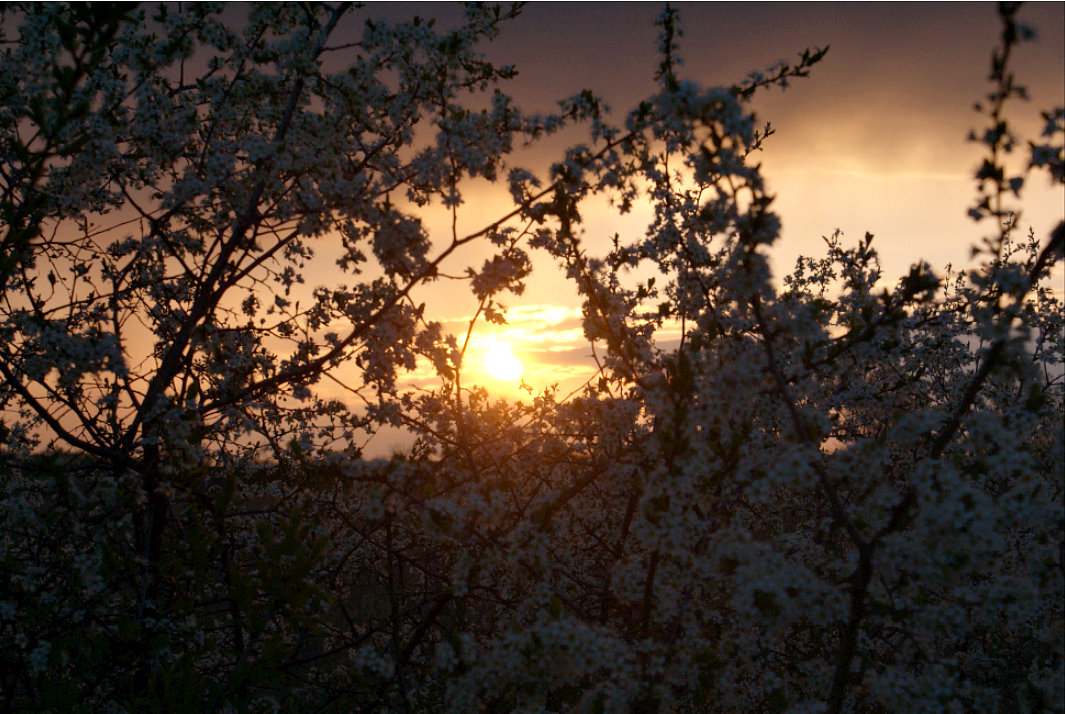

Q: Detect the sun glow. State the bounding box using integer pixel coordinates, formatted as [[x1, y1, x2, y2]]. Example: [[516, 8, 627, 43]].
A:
[[482, 343, 523, 382]]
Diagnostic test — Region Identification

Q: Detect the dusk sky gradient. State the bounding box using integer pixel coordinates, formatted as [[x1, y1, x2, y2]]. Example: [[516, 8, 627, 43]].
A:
[[341, 3, 1065, 450], [474, 1, 1065, 275]]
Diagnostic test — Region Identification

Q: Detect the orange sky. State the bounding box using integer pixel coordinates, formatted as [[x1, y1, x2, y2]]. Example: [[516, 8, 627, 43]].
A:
[[477, 2, 1065, 274], [8, 4, 1062, 457], [75, 3, 1058, 456], [352, 3, 1064, 411]]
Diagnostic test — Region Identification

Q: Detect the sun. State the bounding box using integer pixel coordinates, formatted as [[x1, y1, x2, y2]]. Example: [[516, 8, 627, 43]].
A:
[[482, 342, 523, 382]]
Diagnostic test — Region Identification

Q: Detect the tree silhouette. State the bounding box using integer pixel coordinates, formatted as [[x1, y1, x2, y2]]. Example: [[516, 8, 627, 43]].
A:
[[0, 3, 1061, 711]]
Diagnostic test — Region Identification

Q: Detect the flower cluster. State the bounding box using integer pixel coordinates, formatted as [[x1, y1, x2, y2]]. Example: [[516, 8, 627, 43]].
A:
[[0, 3, 1060, 712]]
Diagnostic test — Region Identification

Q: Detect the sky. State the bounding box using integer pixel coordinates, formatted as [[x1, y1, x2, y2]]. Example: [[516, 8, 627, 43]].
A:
[[351, 2, 1065, 424], [467, 1, 1064, 270], [7, 4, 1063, 457]]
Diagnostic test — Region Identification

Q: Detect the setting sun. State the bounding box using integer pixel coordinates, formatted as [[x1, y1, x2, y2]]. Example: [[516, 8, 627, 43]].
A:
[[482, 343, 523, 382]]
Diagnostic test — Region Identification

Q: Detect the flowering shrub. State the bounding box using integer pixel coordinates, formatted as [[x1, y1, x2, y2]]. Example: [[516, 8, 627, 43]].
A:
[[0, 3, 1061, 712]]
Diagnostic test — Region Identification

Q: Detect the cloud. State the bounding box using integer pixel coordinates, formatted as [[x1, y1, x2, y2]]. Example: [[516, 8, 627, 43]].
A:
[[524, 346, 596, 368]]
